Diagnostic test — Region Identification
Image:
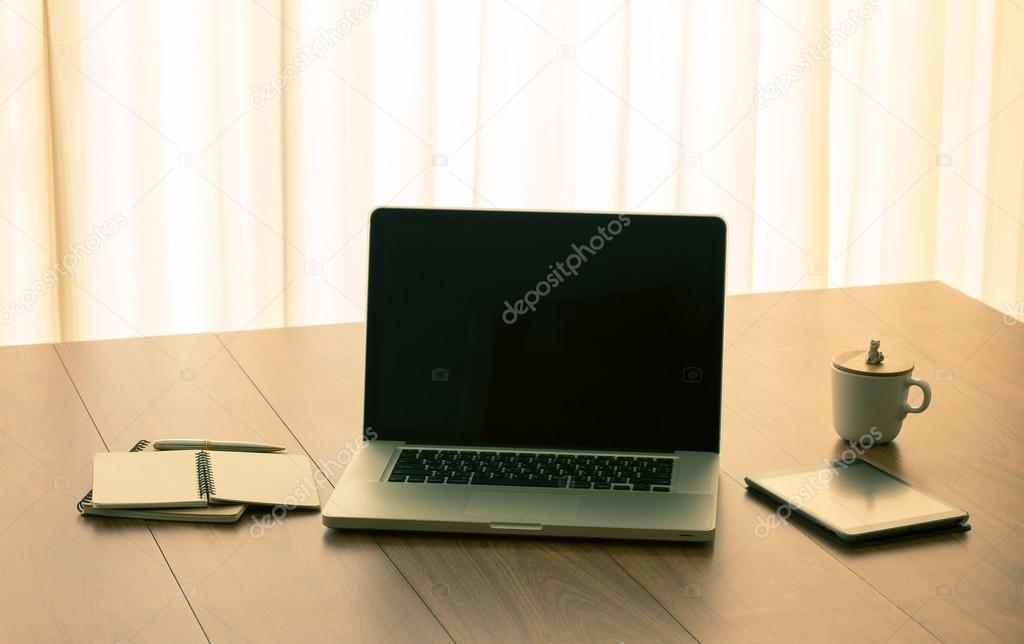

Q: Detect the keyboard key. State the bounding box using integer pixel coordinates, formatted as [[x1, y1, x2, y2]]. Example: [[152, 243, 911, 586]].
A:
[[611, 484, 631, 490], [406, 475, 426, 483], [636, 477, 671, 486], [388, 473, 407, 482], [475, 477, 559, 488], [652, 486, 670, 492], [392, 469, 427, 478], [426, 476, 446, 483]]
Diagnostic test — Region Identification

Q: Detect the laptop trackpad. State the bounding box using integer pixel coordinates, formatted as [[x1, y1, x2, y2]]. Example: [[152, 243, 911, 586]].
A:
[[463, 491, 580, 523]]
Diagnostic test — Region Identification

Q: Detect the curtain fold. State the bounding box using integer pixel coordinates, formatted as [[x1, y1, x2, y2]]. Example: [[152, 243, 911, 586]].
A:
[[1, 0, 1022, 346]]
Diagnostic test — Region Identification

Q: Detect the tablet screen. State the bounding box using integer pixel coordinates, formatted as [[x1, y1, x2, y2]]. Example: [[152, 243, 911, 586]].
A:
[[750, 460, 963, 534]]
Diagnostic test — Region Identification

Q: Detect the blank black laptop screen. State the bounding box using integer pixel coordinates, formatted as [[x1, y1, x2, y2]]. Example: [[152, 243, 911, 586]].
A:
[[364, 209, 726, 453]]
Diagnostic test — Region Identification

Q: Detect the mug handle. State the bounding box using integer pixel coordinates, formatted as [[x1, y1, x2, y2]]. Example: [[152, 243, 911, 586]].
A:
[[902, 377, 932, 414]]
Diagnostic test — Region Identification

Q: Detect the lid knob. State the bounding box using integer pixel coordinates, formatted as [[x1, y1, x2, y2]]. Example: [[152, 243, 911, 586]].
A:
[[833, 341, 913, 376], [866, 339, 884, 365]]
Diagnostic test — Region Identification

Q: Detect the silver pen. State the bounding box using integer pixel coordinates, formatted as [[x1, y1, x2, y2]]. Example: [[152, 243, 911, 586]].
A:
[[152, 439, 286, 453]]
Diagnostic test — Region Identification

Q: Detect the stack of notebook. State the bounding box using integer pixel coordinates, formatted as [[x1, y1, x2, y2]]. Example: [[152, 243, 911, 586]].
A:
[[78, 440, 320, 523]]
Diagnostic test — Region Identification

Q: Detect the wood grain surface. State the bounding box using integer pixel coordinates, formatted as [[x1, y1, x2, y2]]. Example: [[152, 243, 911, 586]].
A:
[[1, 281, 1021, 643]]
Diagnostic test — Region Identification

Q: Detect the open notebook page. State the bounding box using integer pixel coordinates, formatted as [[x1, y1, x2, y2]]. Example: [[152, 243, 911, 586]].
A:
[[91, 450, 205, 508], [208, 451, 320, 508]]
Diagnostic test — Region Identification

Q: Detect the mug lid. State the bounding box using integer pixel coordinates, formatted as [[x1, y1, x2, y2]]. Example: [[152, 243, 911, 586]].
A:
[[832, 348, 914, 376]]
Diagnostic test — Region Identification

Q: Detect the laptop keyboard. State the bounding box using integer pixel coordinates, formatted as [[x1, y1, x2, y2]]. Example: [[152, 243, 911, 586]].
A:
[[386, 449, 674, 491]]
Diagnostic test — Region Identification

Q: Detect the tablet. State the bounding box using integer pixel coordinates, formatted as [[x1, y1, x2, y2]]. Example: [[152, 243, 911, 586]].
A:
[[745, 460, 969, 544]]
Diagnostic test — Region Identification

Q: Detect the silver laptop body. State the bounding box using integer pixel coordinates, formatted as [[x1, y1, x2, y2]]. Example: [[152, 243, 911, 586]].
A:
[[324, 208, 726, 542]]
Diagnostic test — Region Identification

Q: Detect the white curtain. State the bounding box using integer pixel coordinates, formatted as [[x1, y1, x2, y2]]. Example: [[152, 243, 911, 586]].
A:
[[2, 0, 1022, 346]]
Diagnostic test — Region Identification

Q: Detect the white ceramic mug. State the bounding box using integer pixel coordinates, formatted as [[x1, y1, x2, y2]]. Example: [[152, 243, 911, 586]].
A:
[[831, 366, 931, 444]]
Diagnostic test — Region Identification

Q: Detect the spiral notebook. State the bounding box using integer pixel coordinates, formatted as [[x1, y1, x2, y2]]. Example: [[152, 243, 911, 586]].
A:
[[90, 446, 320, 510], [79, 500, 248, 523], [78, 440, 246, 523]]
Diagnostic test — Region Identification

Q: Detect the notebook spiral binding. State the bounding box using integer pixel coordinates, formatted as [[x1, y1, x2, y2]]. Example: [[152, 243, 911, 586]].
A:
[[196, 450, 216, 499], [76, 439, 151, 513]]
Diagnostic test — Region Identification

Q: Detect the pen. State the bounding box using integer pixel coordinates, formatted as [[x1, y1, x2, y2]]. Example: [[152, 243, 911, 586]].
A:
[[152, 439, 286, 453]]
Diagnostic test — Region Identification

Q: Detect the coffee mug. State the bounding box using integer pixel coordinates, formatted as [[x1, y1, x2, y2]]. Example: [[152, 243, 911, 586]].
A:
[[831, 365, 931, 444]]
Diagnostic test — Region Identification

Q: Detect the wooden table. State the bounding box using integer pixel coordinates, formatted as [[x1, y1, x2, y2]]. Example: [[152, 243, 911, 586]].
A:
[[1, 281, 1021, 643]]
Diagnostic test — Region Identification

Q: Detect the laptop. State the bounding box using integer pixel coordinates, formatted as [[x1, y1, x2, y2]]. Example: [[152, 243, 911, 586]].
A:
[[323, 207, 726, 541]]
